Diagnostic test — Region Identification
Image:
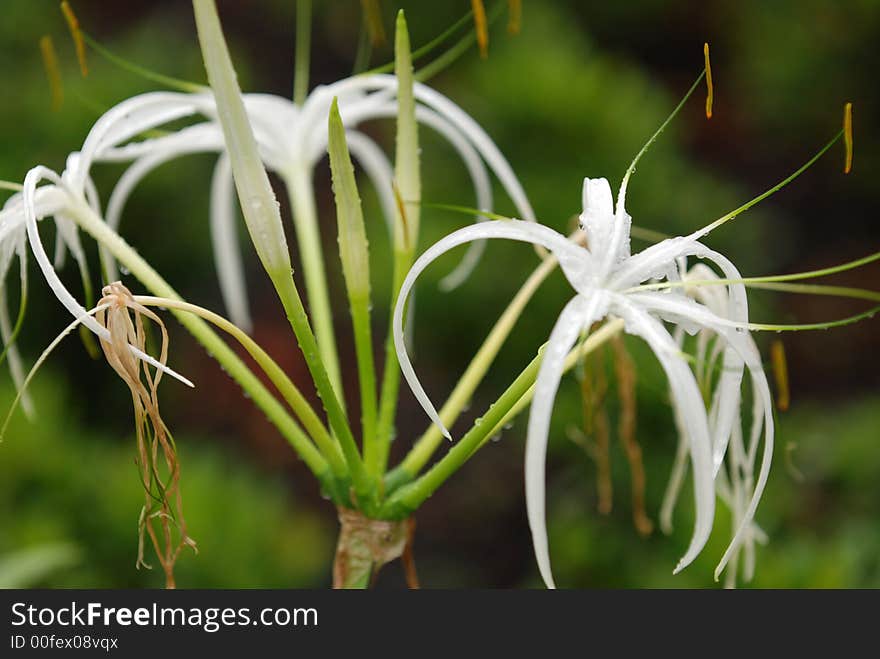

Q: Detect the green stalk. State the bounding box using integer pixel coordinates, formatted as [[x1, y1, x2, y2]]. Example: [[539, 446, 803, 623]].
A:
[[327, 98, 378, 464], [67, 200, 332, 486], [382, 320, 624, 515], [293, 0, 312, 105], [135, 296, 347, 478], [373, 11, 419, 476], [284, 166, 346, 413], [194, 0, 368, 498], [274, 272, 374, 504]]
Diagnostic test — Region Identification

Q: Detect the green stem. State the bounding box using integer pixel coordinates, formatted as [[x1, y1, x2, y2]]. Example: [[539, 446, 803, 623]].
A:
[[68, 201, 332, 484], [373, 246, 413, 475], [382, 319, 624, 512], [135, 296, 348, 478], [271, 270, 374, 506], [284, 166, 346, 413], [293, 0, 311, 105]]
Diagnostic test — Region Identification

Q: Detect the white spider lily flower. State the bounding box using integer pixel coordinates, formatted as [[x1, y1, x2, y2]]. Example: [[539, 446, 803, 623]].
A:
[[59, 73, 534, 330], [0, 166, 193, 390], [393, 176, 774, 588], [661, 261, 769, 587]]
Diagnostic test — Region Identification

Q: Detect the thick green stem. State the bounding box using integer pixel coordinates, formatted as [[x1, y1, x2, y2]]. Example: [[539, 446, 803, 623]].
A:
[[135, 296, 348, 478], [271, 271, 374, 506], [68, 201, 332, 484], [373, 246, 412, 476], [327, 101, 379, 470], [284, 166, 346, 412]]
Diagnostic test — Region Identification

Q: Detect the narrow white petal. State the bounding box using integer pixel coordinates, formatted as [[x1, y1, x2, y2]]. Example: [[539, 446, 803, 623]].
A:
[[210, 154, 252, 331], [527, 293, 609, 589], [612, 296, 715, 573], [624, 290, 774, 580], [22, 167, 193, 388], [71, 92, 204, 188], [394, 220, 588, 437], [0, 255, 33, 416]]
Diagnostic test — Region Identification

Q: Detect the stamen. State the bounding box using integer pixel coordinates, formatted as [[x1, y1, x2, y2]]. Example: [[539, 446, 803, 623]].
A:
[[471, 0, 489, 58], [703, 42, 713, 119], [361, 10, 474, 76], [770, 339, 790, 412], [612, 335, 652, 536], [0, 180, 24, 192], [39, 36, 64, 112], [578, 350, 613, 515], [79, 31, 204, 93], [843, 102, 853, 174], [60, 1, 88, 77], [695, 129, 843, 239], [360, 0, 386, 47], [618, 69, 706, 208], [508, 0, 522, 35]]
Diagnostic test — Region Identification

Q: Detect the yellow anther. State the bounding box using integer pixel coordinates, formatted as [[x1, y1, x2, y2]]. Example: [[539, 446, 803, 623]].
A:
[[843, 102, 853, 174], [770, 339, 790, 412], [61, 1, 88, 77], [39, 35, 64, 112], [471, 0, 489, 59], [703, 42, 713, 119], [507, 0, 522, 36], [360, 0, 386, 47]]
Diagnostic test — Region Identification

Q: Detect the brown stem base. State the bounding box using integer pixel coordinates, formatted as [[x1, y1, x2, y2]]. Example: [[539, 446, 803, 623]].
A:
[[332, 507, 418, 588]]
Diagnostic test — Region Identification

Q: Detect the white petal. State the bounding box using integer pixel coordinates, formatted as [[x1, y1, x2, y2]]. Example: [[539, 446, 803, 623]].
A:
[[527, 293, 609, 589], [623, 290, 774, 579], [210, 154, 252, 331], [22, 167, 193, 388], [394, 221, 590, 438], [611, 296, 715, 573], [0, 253, 33, 417], [71, 92, 205, 188], [579, 177, 615, 257]]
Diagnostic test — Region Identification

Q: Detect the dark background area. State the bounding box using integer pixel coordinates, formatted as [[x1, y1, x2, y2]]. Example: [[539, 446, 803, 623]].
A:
[[0, 1, 877, 588]]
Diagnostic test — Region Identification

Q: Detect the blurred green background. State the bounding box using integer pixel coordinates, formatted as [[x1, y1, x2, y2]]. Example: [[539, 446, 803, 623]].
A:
[[0, 0, 878, 588]]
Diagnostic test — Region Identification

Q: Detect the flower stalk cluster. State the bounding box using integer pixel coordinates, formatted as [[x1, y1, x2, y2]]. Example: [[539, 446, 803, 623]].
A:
[[1, 0, 877, 589]]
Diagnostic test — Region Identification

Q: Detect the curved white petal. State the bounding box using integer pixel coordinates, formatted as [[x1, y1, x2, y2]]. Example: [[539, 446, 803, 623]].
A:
[[394, 221, 592, 438], [22, 167, 193, 388], [527, 293, 609, 589], [70, 92, 206, 188], [611, 296, 715, 573], [621, 290, 773, 579], [0, 251, 33, 416], [210, 154, 252, 330]]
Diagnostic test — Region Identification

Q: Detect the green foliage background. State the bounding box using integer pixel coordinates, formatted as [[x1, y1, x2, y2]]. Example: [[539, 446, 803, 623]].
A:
[[0, 0, 877, 587]]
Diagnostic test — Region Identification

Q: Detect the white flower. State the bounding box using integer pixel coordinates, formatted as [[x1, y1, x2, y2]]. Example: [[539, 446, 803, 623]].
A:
[[58, 74, 535, 330], [660, 260, 769, 587], [393, 176, 774, 588], [0, 167, 192, 388], [1, 71, 534, 403]]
